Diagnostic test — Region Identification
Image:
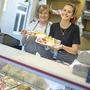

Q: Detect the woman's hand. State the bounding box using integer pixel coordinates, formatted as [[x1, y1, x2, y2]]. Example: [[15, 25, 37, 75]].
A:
[[21, 29, 28, 35], [21, 29, 35, 36], [52, 44, 63, 51], [49, 44, 62, 51]]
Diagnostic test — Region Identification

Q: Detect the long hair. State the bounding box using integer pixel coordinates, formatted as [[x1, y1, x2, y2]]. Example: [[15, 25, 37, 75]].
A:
[[66, 3, 77, 24]]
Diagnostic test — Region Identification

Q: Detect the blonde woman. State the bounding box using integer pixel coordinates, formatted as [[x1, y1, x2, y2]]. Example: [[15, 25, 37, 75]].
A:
[[21, 5, 52, 58]]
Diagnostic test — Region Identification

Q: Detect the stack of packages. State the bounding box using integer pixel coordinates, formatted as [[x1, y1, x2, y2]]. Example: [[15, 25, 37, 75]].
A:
[[72, 51, 90, 82]]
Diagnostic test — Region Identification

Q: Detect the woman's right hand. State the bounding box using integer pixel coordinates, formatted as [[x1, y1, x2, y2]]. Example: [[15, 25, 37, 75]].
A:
[[21, 29, 36, 36], [21, 29, 28, 35]]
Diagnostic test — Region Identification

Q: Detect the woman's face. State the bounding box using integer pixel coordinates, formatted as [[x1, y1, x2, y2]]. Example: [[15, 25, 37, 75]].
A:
[[39, 9, 49, 23], [60, 5, 74, 21]]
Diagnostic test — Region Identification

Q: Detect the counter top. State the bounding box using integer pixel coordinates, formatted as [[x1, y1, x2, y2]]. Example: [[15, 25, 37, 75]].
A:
[[0, 43, 90, 89]]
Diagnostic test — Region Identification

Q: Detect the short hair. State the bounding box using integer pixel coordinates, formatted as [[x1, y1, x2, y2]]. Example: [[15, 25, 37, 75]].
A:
[[38, 5, 49, 13]]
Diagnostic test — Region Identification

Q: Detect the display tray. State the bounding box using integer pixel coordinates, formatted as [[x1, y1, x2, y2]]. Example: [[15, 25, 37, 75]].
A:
[[0, 74, 35, 90], [22, 31, 46, 37], [35, 36, 61, 47], [0, 56, 65, 90], [0, 61, 49, 90]]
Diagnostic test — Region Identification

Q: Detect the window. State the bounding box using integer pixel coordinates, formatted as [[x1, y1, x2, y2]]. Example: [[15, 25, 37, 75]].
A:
[[19, 14, 25, 32], [13, 13, 20, 31], [13, 3, 28, 32]]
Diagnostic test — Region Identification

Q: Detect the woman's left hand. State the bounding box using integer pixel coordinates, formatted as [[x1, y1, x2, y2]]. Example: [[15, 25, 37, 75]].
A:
[[52, 44, 62, 51]]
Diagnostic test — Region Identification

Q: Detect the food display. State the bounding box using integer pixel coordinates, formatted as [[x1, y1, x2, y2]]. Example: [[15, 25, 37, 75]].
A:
[[21, 30, 61, 47], [36, 35, 61, 47], [0, 74, 19, 89], [24, 31, 46, 38], [0, 60, 49, 90], [0, 55, 87, 90], [0, 58, 67, 90], [34, 32, 46, 37], [3, 76, 19, 86]]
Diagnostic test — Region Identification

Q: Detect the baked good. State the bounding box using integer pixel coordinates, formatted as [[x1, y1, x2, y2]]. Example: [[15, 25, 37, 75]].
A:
[[17, 85, 31, 90], [1, 64, 22, 77], [36, 35, 61, 47], [0, 61, 7, 69], [1, 64, 11, 73], [3, 76, 18, 86], [31, 77, 48, 90]]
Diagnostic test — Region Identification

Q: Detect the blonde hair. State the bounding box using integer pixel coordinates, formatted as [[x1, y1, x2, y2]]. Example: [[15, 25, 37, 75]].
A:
[[38, 5, 49, 13], [65, 3, 77, 24], [65, 3, 76, 15]]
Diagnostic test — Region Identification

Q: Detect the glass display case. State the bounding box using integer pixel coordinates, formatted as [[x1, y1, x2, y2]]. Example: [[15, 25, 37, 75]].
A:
[[0, 56, 65, 90], [0, 43, 90, 90]]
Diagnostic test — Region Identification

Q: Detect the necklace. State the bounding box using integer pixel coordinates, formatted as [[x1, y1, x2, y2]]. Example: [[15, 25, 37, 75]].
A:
[[60, 28, 66, 35], [60, 22, 71, 35]]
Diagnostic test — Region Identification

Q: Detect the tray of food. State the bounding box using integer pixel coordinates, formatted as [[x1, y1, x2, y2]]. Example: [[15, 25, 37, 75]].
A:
[[35, 36, 61, 47], [34, 32, 46, 37]]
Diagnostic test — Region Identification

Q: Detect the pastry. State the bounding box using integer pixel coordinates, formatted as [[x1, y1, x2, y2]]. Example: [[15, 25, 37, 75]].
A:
[[36, 35, 61, 46], [3, 76, 18, 86], [1, 64, 21, 77], [35, 32, 46, 38], [1, 64, 11, 73], [19, 71, 38, 82], [54, 38, 61, 45], [30, 77, 48, 90], [0, 61, 7, 69], [17, 85, 31, 90]]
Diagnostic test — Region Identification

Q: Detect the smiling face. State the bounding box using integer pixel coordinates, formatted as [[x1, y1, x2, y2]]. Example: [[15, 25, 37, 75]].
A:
[[60, 5, 75, 21], [38, 5, 49, 23]]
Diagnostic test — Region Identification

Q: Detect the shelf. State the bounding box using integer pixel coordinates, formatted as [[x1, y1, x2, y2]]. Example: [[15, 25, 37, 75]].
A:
[[47, 0, 80, 3], [82, 31, 90, 39], [83, 11, 90, 20], [86, 0, 90, 1], [83, 15, 90, 20], [70, 0, 80, 3], [48, 0, 69, 2], [84, 10, 90, 15]]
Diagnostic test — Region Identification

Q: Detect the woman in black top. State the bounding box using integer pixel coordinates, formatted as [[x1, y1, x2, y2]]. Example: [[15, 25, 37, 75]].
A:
[[49, 3, 80, 64]]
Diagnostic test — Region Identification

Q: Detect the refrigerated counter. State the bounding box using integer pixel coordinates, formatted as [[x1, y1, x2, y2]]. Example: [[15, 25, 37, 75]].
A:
[[0, 43, 90, 90]]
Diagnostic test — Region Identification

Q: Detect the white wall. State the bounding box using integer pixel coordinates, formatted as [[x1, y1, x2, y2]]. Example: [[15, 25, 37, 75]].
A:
[[0, 0, 5, 20], [0, 0, 25, 40], [0, 0, 4, 31], [0, 0, 39, 40]]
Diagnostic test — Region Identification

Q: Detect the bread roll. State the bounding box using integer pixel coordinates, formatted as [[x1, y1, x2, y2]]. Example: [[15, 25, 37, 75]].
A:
[[17, 85, 31, 90]]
